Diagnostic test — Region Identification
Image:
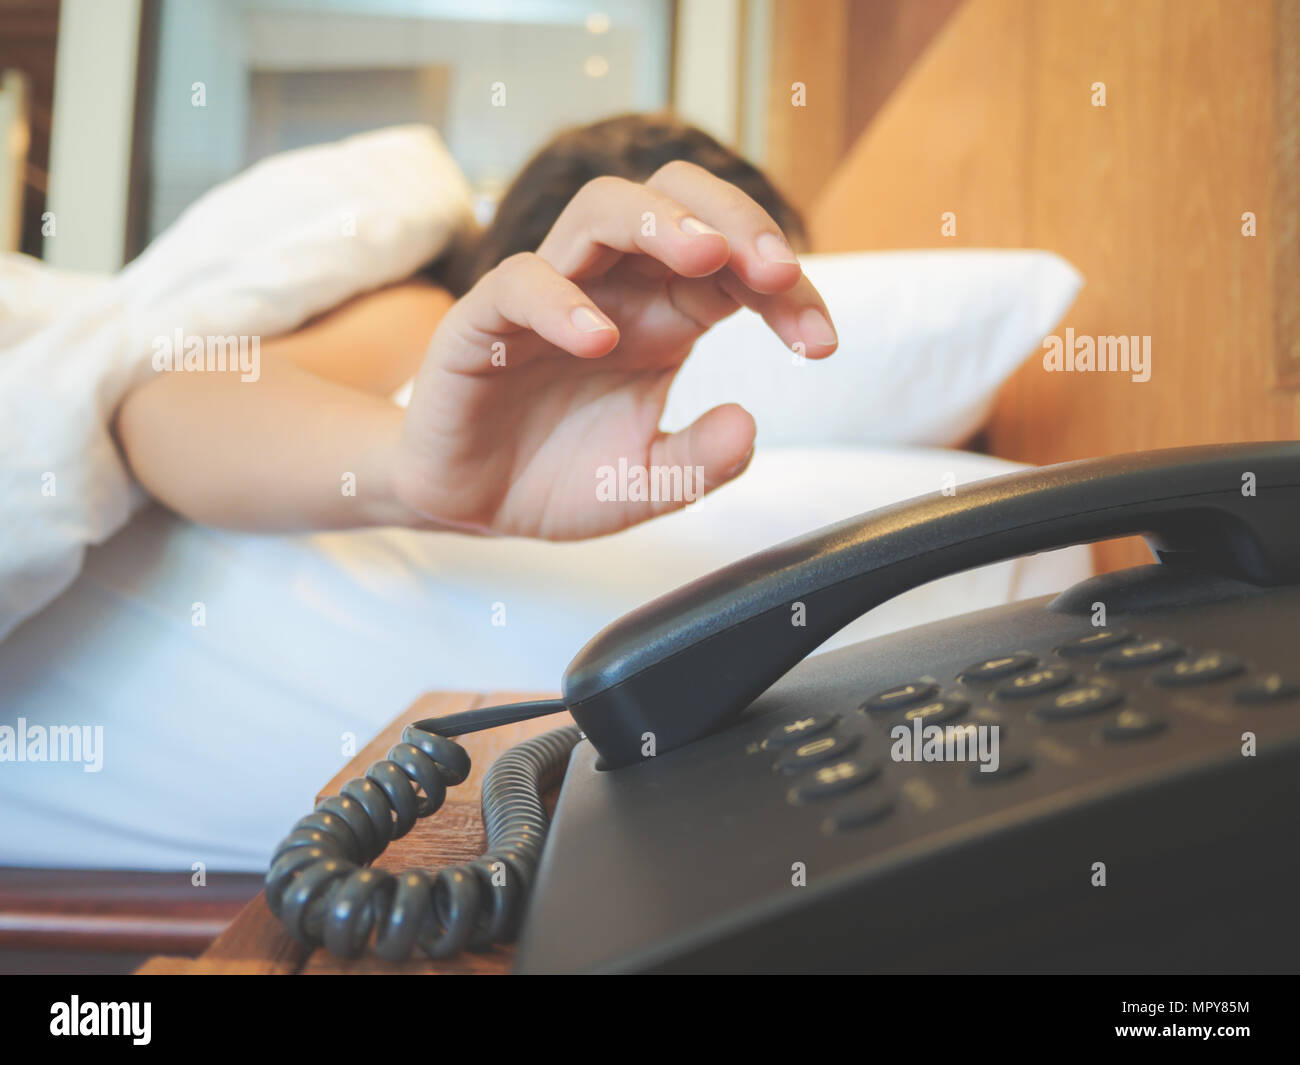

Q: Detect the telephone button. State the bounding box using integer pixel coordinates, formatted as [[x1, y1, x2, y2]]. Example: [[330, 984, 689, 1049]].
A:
[[824, 794, 895, 833], [1102, 710, 1167, 741], [787, 759, 882, 803], [1036, 682, 1124, 720], [968, 751, 1031, 784], [774, 733, 860, 774], [995, 666, 1074, 700], [1056, 629, 1135, 657], [1152, 651, 1244, 686], [902, 695, 969, 726], [1234, 674, 1300, 704], [765, 713, 838, 748], [862, 681, 939, 713], [960, 652, 1037, 682], [1100, 638, 1184, 670]]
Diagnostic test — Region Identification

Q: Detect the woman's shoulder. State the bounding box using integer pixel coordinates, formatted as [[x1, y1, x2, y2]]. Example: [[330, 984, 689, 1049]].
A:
[[268, 280, 456, 395]]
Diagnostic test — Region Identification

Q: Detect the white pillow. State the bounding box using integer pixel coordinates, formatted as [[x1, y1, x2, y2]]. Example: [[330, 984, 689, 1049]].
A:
[[662, 249, 1083, 446], [0, 445, 1092, 870]]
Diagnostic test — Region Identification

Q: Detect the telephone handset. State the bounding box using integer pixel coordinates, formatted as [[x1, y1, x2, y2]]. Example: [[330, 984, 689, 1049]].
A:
[[564, 442, 1300, 768], [266, 442, 1300, 972]]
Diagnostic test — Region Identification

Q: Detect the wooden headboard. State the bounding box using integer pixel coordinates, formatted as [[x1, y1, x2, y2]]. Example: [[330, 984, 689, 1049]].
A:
[[804, 0, 1299, 571]]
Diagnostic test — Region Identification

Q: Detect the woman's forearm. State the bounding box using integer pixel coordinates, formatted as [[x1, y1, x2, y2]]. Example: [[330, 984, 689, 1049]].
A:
[[115, 358, 419, 532]]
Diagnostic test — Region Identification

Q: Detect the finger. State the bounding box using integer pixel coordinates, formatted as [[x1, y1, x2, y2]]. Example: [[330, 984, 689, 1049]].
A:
[[537, 175, 732, 281], [717, 270, 838, 359], [642, 403, 756, 519], [662, 273, 743, 332], [646, 160, 803, 295], [442, 252, 619, 371]]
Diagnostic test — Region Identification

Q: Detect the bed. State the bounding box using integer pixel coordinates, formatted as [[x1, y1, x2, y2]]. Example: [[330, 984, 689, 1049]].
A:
[[5, 0, 1297, 971]]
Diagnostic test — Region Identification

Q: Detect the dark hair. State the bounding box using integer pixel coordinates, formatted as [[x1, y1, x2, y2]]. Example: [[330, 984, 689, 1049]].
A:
[[428, 112, 805, 296]]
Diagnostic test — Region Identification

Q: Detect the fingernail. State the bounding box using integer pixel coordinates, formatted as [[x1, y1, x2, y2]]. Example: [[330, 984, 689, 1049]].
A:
[[572, 305, 616, 332], [756, 231, 799, 265], [680, 216, 724, 237], [797, 307, 837, 347], [724, 444, 756, 480]]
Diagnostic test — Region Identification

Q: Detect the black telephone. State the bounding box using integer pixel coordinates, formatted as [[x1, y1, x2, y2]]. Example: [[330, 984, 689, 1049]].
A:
[[267, 442, 1300, 973]]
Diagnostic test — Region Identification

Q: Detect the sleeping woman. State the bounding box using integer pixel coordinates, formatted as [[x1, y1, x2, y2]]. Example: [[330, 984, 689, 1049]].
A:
[[114, 113, 838, 541]]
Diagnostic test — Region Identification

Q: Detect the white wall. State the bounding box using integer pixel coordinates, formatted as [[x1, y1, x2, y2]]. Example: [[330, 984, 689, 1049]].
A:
[[672, 0, 741, 148], [143, 0, 671, 240], [44, 0, 142, 271], [147, 0, 249, 238], [45, 0, 677, 260]]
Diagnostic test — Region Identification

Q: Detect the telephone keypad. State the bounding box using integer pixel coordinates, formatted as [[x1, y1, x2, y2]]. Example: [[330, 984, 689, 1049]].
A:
[[1056, 628, 1135, 656], [862, 680, 938, 712], [1036, 681, 1124, 719], [765, 713, 838, 748], [1234, 673, 1300, 704], [960, 651, 1037, 681], [1100, 637, 1184, 669], [787, 758, 882, 803], [901, 695, 969, 725], [774, 732, 859, 774], [995, 666, 1074, 699], [1151, 651, 1244, 686], [773, 626, 1294, 836], [1101, 710, 1167, 741]]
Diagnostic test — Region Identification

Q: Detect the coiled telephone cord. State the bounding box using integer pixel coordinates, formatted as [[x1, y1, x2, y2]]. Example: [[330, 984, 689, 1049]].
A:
[[265, 700, 578, 961]]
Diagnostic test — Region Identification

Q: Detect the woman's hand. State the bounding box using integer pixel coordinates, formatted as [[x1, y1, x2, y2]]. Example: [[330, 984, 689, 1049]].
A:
[[392, 160, 838, 540]]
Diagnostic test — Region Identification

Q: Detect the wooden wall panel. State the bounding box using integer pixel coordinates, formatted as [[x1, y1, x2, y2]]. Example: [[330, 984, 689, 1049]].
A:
[[843, 0, 963, 156], [764, 0, 963, 213], [813, 0, 1035, 247], [811, 0, 1297, 572], [765, 0, 849, 211], [1277, 0, 1300, 387]]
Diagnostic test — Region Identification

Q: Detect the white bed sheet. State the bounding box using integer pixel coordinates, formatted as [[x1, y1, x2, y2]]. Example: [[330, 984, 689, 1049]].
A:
[[0, 447, 1094, 871]]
